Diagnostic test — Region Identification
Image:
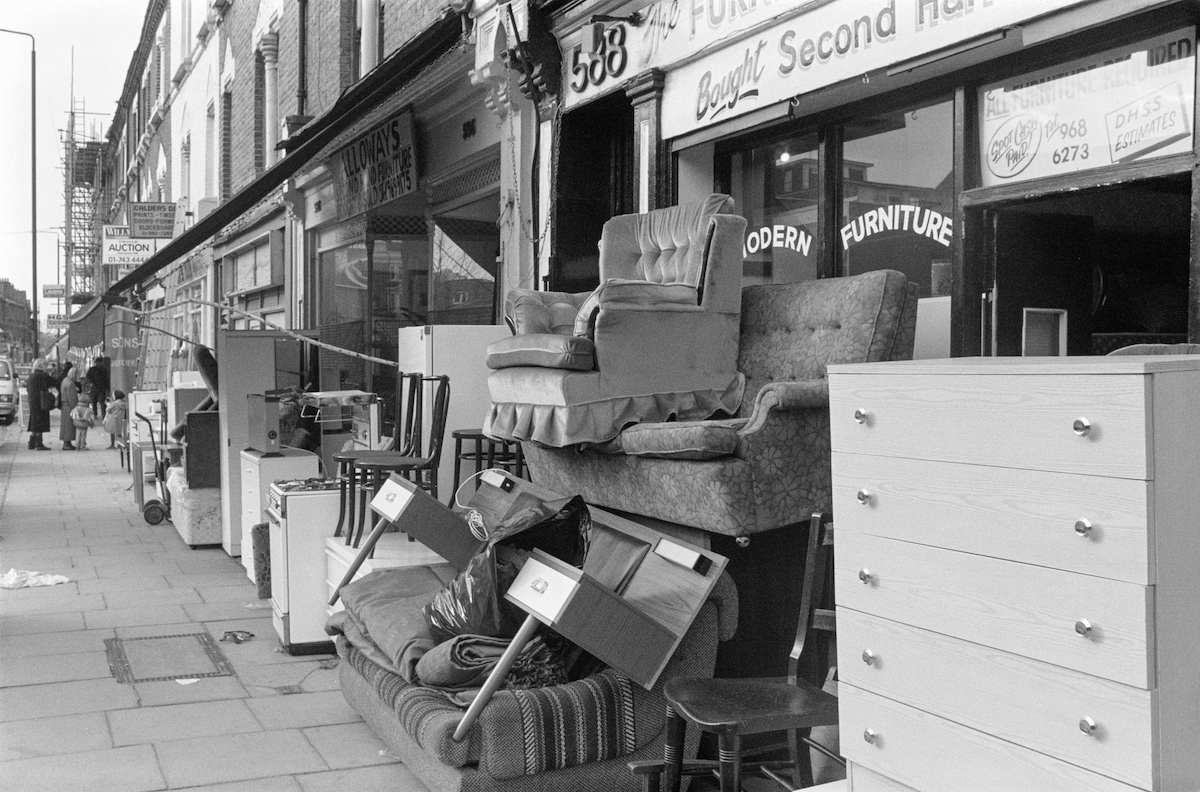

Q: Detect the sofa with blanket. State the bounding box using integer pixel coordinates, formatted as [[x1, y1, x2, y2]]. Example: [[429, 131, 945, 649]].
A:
[[334, 565, 738, 792]]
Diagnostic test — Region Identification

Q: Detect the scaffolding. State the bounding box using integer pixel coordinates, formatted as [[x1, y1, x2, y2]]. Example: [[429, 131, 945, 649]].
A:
[[62, 99, 106, 306]]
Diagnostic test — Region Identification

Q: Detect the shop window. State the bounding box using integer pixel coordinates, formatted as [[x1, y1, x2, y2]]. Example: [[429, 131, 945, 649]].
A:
[[371, 237, 428, 326], [428, 219, 498, 325], [727, 132, 820, 285], [840, 98, 954, 296], [318, 243, 369, 327]]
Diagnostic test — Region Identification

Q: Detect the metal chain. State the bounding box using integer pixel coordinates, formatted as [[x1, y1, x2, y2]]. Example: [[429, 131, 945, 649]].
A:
[[501, 68, 559, 252]]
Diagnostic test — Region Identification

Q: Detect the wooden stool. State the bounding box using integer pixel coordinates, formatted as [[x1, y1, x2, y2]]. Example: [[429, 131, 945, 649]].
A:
[[450, 429, 526, 505]]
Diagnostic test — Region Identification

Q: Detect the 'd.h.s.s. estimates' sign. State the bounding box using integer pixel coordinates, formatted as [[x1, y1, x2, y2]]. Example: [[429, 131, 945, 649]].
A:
[[978, 29, 1195, 187], [331, 107, 418, 221]]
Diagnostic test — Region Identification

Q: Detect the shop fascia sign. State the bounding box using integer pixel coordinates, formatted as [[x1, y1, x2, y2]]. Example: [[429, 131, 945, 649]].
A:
[[562, 0, 822, 109], [331, 107, 418, 221], [101, 225, 160, 267], [661, 0, 1089, 139], [978, 28, 1195, 187]]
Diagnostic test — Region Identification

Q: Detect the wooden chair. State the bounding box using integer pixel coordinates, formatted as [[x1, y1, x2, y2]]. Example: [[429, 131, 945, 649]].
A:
[[649, 512, 841, 792], [332, 371, 422, 542]]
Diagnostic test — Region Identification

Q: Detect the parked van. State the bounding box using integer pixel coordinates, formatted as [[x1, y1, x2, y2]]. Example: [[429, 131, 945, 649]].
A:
[[0, 358, 19, 424]]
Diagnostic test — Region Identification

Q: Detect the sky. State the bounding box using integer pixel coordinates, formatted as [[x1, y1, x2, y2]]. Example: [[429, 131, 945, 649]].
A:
[[0, 1, 148, 327]]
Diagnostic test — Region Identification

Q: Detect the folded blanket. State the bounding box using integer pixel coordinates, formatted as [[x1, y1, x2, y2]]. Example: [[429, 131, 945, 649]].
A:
[[417, 634, 532, 688]]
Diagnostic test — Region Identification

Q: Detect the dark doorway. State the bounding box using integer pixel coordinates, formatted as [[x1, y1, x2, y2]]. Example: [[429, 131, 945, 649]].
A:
[[550, 91, 635, 293], [983, 176, 1190, 356]]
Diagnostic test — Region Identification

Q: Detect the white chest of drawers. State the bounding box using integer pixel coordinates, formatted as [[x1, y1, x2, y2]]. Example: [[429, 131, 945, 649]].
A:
[[828, 356, 1200, 792]]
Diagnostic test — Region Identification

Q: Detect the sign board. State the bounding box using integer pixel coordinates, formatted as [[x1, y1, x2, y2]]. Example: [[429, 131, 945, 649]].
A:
[[43, 284, 65, 299], [128, 203, 177, 238], [330, 107, 418, 221], [102, 225, 160, 267], [46, 314, 69, 328], [561, 0, 812, 110], [978, 29, 1195, 187], [661, 0, 1089, 140]]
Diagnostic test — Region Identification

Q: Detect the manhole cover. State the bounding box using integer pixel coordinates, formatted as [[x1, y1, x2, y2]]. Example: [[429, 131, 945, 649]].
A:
[[105, 633, 235, 684]]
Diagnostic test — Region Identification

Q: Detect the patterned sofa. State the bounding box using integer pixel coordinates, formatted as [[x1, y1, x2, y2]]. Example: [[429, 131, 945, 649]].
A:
[[522, 270, 919, 537], [336, 571, 737, 792]]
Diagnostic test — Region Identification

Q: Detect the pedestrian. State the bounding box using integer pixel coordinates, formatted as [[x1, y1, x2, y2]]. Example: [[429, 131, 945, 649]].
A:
[[71, 393, 96, 450], [24, 358, 53, 451], [59, 362, 79, 450], [103, 390, 128, 449], [86, 355, 110, 419]]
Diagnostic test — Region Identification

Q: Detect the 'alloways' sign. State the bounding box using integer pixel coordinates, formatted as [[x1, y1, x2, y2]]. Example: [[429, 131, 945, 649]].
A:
[[331, 108, 418, 221]]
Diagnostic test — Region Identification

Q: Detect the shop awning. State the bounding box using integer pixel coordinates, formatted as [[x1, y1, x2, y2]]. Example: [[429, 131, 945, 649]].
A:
[[103, 8, 463, 302]]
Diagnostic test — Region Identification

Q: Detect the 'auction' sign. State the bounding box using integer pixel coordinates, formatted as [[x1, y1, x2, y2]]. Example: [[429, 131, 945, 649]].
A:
[[102, 225, 159, 266], [331, 107, 418, 221], [978, 29, 1195, 187]]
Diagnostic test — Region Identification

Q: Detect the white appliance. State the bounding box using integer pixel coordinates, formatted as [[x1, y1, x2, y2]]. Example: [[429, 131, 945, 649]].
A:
[[240, 447, 321, 583], [396, 324, 510, 500], [266, 478, 342, 654]]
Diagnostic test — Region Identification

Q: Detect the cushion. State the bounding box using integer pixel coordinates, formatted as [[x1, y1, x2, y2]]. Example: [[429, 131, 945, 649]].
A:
[[573, 281, 700, 338], [486, 334, 596, 371], [604, 418, 747, 460]]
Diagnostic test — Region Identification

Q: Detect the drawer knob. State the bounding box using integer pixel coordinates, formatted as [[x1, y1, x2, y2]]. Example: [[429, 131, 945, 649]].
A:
[[862, 649, 877, 666], [853, 408, 871, 425], [1073, 417, 1091, 437], [1075, 619, 1093, 638], [858, 568, 874, 585], [1079, 716, 1097, 736], [1074, 518, 1093, 537], [863, 728, 878, 745], [857, 489, 872, 506]]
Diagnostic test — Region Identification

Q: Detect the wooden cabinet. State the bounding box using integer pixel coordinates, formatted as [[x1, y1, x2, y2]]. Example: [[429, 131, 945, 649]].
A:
[[828, 356, 1200, 792]]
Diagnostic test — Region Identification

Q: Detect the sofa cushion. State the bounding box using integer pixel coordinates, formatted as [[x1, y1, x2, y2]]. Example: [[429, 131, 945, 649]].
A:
[[602, 418, 747, 460], [486, 334, 596, 371]]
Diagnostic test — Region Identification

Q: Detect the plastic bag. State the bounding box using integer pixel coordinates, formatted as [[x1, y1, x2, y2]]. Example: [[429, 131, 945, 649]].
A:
[[423, 545, 528, 643], [423, 495, 591, 643], [0, 569, 70, 589]]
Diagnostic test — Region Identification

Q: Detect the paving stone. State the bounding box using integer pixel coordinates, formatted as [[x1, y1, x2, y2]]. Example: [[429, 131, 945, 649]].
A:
[[0, 743, 164, 792], [108, 698, 262, 746], [0, 711, 112, 761], [155, 729, 328, 788], [296, 763, 432, 792], [0, 677, 138, 721], [245, 690, 362, 729], [302, 721, 401, 770], [0, 649, 111, 687]]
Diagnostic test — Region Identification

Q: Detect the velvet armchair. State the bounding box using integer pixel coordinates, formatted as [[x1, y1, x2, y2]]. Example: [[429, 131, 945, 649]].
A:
[[521, 270, 920, 537], [484, 194, 748, 447]]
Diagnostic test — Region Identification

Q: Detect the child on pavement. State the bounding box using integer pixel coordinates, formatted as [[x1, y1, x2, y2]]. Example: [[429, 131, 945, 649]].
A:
[[71, 393, 96, 450]]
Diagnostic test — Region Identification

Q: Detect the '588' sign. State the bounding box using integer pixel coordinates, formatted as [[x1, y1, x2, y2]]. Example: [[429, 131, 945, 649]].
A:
[[566, 24, 633, 101]]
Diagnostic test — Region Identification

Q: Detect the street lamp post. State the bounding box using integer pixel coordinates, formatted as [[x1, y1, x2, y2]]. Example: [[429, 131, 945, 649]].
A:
[[0, 28, 37, 358]]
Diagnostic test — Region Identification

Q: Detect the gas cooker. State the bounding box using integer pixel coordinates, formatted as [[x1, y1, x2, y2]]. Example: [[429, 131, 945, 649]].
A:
[[271, 477, 341, 493]]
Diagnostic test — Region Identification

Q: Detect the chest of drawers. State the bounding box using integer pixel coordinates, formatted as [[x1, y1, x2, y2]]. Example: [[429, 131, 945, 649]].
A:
[[828, 356, 1200, 791]]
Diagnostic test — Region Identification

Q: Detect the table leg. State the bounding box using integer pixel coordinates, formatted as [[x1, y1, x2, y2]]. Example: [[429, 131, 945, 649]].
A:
[[452, 613, 540, 742]]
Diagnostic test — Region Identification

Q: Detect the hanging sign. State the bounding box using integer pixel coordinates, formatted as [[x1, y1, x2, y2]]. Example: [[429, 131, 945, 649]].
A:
[[102, 226, 160, 266], [43, 284, 65, 298], [978, 29, 1195, 187], [330, 107, 418, 221], [661, 0, 1088, 139]]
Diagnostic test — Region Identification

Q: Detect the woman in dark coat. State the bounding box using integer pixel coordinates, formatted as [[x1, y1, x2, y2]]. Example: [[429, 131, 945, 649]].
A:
[[25, 358, 53, 450]]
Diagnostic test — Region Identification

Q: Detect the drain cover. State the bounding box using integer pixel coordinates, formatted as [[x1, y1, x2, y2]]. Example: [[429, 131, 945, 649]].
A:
[[105, 633, 235, 684]]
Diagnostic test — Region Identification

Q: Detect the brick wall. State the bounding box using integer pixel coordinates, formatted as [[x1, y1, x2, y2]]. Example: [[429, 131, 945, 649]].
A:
[[218, 0, 260, 195]]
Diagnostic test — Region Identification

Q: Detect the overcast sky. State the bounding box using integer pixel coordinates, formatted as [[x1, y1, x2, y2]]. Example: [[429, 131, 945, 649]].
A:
[[0, 2, 147, 325]]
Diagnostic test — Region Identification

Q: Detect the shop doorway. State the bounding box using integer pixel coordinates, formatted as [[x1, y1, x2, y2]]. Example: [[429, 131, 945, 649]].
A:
[[981, 175, 1190, 356]]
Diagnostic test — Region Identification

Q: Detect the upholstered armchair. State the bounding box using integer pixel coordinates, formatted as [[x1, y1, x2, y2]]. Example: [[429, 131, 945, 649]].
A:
[[521, 270, 919, 537], [484, 195, 749, 447]]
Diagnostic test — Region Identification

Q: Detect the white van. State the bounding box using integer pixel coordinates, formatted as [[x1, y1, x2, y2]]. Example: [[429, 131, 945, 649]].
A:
[[0, 359, 19, 424]]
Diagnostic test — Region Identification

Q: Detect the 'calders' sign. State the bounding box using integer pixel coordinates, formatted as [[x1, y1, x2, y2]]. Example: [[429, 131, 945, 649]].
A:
[[331, 107, 418, 221], [662, 0, 1087, 139]]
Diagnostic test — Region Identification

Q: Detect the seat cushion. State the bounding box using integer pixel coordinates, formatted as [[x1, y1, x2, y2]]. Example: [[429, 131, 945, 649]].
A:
[[486, 334, 596, 371], [601, 418, 747, 460]]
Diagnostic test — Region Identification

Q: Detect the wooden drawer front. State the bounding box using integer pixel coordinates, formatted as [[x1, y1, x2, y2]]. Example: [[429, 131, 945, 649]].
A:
[[829, 373, 1150, 479], [840, 684, 1145, 792], [848, 763, 919, 791], [837, 533, 1154, 688], [832, 453, 1153, 584], [839, 609, 1156, 788]]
